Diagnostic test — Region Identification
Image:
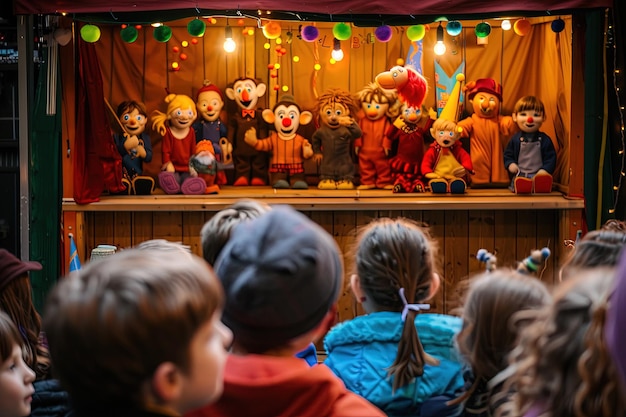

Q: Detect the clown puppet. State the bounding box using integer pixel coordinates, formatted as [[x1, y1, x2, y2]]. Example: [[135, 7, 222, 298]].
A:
[[504, 95, 556, 193], [384, 104, 435, 193], [113, 100, 154, 195], [244, 95, 314, 189], [354, 82, 400, 190], [312, 88, 362, 190], [422, 74, 474, 194], [152, 93, 206, 195], [193, 81, 230, 185], [457, 78, 517, 187], [225, 77, 269, 186]]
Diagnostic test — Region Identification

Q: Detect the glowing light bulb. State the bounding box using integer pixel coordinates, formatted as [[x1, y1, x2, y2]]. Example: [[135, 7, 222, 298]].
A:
[[293, 55, 300, 62], [282, 85, 289, 92], [224, 26, 236, 53], [501, 20, 512, 30], [264, 42, 271, 49], [434, 41, 446, 55], [329, 58, 337, 64], [314, 63, 321, 71]]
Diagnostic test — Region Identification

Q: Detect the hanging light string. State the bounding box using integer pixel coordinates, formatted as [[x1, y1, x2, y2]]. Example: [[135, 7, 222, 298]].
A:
[[609, 7, 625, 215]]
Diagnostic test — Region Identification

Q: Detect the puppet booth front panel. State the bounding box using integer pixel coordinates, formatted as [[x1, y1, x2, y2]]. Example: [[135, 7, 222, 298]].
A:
[[60, 17, 572, 198]]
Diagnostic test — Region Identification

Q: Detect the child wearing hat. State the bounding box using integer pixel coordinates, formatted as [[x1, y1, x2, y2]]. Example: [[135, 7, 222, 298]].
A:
[[186, 206, 385, 417], [43, 248, 232, 417]]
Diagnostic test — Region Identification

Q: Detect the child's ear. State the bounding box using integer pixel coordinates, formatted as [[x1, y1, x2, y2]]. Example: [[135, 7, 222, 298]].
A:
[[427, 273, 441, 300], [151, 362, 182, 404], [350, 274, 366, 303]]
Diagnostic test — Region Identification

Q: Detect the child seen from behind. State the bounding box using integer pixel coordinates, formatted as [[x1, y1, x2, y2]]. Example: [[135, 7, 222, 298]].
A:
[[323, 217, 464, 417], [43, 248, 232, 417]]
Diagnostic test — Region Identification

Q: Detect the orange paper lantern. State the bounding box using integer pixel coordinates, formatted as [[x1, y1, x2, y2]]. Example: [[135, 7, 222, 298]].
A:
[[514, 19, 531, 36]]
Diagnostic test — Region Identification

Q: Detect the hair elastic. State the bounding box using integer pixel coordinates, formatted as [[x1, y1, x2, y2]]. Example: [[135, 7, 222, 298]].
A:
[[399, 287, 430, 322]]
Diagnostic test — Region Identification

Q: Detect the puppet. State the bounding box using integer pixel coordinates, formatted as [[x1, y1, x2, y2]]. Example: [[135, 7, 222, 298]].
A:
[[311, 88, 362, 190], [457, 78, 517, 187], [225, 77, 269, 186], [189, 140, 220, 194], [375, 65, 428, 109], [354, 83, 400, 190], [476, 248, 498, 273], [385, 104, 435, 193], [504, 96, 556, 193], [193, 81, 231, 185], [516, 247, 551, 275], [152, 93, 206, 195], [422, 74, 474, 194], [244, 95, 313, 189], [112, 100, 154, 195]]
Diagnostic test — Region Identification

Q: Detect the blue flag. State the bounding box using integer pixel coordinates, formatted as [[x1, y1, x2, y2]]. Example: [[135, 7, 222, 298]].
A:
[[434, 61, 465, 117], [69, 234, 81, 272]]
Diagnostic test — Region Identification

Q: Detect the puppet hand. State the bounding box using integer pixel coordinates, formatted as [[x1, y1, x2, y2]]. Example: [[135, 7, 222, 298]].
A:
[[162, 162, 175, 172], [536, 169, 549, 176], [244, 128, 258, 146], [508, 163, 519, 174], [384, 147, 390, 156], [313, 153, 323, 165], [219, 138, 233, 165], [453, 166, 467, 177], [302, 140, 314, 159], [428, 108, 437, 120], [355, 146, 360, 155], [338, 116, 354, 126], [189, 166, 198, 177], [424, 172, 439, 179], [135, 144, 147, 159]]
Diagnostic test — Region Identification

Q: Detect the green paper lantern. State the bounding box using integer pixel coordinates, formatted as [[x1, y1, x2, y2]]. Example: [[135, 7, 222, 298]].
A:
[[332, 23, 352, 41], [120, 26, 138, 43], [187, 19, 206, 37], [406, 25, 425, 41], [80, 24, 101, 43], [153, 25, 172, 43], [475, 22, 491, 38]]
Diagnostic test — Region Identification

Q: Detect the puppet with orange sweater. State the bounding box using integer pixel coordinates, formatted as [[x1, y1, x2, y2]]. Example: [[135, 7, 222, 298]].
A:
[[457, 78, 517, 187], [152, 93, 206, 195]]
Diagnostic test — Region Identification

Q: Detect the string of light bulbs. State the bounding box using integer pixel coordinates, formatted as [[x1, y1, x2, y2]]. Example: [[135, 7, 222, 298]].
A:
[[608, 10, 625, 216]]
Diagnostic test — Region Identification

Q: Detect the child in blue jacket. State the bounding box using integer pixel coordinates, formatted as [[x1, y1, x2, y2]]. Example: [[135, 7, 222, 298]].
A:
[[324, 217, 464, 417]]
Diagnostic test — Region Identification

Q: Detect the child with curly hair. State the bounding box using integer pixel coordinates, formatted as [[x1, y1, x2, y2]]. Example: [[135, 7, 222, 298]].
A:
[[509, 267, 625, 417], [0, 311, 36, 417], [323, 217, 464, 416], [453, 269, 551, 416]]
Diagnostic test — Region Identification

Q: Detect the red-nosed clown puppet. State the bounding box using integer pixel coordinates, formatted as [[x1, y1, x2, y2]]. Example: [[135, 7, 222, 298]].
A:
[[225, 77, 269, 186], [312, 88, 362, 190], [422, 74, 474, 194], [457, 78, 517, 187], [193, 81, 230, 186], [244, 95, 313, 189], [503, 96, 556, 193], [354, 83, 400, 190], [152, 93, 206, 195]]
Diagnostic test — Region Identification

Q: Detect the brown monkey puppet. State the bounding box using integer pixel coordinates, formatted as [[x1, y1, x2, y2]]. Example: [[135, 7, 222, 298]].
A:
[[244, 95, 313, 189], [225, 77, 269, 186]]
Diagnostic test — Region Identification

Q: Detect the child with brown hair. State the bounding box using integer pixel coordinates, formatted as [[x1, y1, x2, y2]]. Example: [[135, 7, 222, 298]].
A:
[[510, 267, 625, 417], [187, 206, 385, 417], [454, 269, 551, 416], [0, 311, 36, 417], [43, 248, 232, 417], [323, 217, 464, 416]]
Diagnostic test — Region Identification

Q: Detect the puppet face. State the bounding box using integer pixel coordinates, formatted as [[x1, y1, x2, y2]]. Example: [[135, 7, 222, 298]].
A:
[[197, 90, 224, 123], [470, 92, 500, 118], [320, 102, 349, 129], [401, 105, 422, 124], [274, 104, 301, 139], [361, 99, 389, 121], [232, 79, 263, 110], [513, 109, 545, 133], [169, 106, 196, 129], [432, 121, 460, 148], [120, 108, 147, 135]]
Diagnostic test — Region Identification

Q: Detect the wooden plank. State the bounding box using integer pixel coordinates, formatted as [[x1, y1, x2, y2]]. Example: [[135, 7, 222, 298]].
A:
[[468, 210, 495, 273], [61, 189, 586, 212], [443, 210, 469, 314], [113, 212, 132, 250], [153, 212, 183, 241], [182, 212, 205, 257], [494, 210, 517, 270], [515, 209, 538, 270], [132, 212, 153, 246], [93, 212, 115, 259]]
